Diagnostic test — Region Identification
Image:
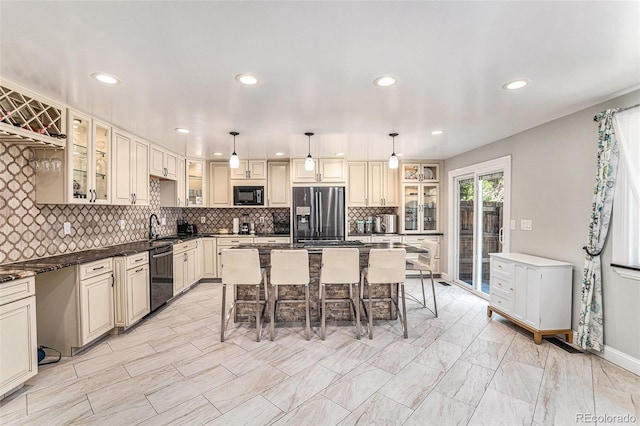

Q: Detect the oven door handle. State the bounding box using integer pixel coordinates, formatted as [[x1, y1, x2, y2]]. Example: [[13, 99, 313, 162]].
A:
[[152, 251, 173, 259]]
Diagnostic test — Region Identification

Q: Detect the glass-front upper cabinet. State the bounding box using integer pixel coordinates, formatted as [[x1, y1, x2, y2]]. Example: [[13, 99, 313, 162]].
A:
[[187, 160, 205, 206], [401, 163, 439, 182], [401, 183, 439, 233], [67, 110, 111, 204]]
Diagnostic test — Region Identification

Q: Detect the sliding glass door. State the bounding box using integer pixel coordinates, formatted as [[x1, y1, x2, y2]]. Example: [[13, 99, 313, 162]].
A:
[[451, 157, 510, 296]]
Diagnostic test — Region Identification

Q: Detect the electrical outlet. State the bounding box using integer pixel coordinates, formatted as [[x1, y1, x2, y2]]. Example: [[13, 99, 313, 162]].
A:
[[161, 217, 166, 226], [118, 219, 126, 230], [510, 219, 516, 230], [259, 216, 265, 224], [520, 219, 533, 231], [63, 222, 71, 235], [200, 217, 206, 224]]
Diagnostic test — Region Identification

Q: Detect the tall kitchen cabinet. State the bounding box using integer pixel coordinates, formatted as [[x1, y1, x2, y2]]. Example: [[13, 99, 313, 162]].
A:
[[35, 110, 112, 205], [111, 129, 149, 205], [488, 253, 573, 344], [0, 277, 37, 396], [267, 162, 290, 207], [347, 161, 397, 207], [400, 161, 441, 233]]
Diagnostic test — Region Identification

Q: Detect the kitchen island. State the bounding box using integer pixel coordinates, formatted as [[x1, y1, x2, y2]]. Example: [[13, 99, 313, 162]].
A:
[[229, 242, 424, 323]]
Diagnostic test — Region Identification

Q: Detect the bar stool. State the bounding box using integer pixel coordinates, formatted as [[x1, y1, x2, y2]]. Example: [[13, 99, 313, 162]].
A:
[[269, 249, 311, 341], [359, 248, 408, 339], [319, 248, 361, 340], [220, 249, 268, 342], [405, 239, 438, 317]]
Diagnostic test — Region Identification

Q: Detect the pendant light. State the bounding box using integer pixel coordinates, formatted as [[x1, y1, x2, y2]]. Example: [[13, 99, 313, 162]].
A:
[[229, 131, 240, 169], [304, 132, 315, 171], [388, 132, 399, 169]]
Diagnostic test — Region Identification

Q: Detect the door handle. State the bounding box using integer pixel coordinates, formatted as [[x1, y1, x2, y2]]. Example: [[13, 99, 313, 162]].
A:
[[499, 227, 504, 245], [319, 192, 323, 233], [135, 267, 144, 273]]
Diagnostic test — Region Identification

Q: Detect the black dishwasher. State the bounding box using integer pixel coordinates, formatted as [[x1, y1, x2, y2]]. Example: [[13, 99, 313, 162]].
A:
[[150, 245, 174, 312]]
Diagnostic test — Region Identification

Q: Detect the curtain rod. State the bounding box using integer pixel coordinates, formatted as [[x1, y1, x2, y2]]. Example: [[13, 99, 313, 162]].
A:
[[594, 103, 640, 121]]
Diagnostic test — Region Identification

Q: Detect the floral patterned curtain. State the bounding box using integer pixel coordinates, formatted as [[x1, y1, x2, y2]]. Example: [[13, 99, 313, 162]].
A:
[[577, 108, 620, 351]]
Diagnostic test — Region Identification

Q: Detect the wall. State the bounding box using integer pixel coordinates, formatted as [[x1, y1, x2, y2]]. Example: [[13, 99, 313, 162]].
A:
[[442, 89, 640, 359], [0, 144, 287, 264]]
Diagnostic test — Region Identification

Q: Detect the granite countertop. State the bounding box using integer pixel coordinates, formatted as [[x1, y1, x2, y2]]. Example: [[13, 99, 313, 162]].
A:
[[232, 242, 426, 254], [0, 233, 291, 283]]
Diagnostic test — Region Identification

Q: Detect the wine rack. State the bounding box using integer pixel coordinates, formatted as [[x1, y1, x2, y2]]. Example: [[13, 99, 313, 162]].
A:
[[0, 81, 66, 147]]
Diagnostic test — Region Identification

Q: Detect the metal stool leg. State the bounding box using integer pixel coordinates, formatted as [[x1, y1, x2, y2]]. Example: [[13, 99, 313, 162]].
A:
[[305, 284, 311, 340], [401, 282, 408, 338], [270, 285, 276, 341], [220, 283, 227, 342], [430, 271, 438, 317], [368, 282, 374, 339], [321, 283, 326, 340], [420, 270, 427, 307], [255, 283, 261, 342]]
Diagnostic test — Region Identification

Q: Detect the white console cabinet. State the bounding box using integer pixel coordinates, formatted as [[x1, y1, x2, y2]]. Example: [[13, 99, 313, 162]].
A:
[[488, 253, 573, 344]]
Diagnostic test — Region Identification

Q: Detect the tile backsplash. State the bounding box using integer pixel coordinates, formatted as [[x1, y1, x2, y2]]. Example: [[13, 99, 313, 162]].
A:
[[0, 144, 287, 265]]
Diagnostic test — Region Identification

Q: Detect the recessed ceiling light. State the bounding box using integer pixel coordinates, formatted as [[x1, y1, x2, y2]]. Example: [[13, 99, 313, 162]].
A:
[[91, 73, 121, 85], [213, 152, 224, 156], [175, 128, 190, 134], [335, 152, 345, 157], [502, 79, 530, 90], [373, 76, 397, 87], [431, 130, 444, 135], [235, 73, 259, 85], [274, 152, 285, 156]]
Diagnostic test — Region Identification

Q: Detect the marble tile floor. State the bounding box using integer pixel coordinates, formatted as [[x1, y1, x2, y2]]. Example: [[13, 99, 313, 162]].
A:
[[2, 280, 640, 425]]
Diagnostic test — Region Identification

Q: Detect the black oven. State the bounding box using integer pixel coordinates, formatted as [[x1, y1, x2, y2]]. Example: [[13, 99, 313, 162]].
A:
[[233, 185, 264, 206]]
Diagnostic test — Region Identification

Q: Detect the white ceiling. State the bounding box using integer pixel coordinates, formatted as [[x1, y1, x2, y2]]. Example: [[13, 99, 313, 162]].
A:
[[1, 1, 639, 161]]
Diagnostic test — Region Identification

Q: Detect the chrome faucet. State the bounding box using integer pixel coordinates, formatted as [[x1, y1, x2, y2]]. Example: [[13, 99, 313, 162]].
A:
[[149, 214, 161, 240]]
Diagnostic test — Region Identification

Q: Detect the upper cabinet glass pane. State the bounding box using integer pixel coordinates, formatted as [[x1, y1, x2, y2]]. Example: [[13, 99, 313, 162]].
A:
[[71, 114, 89, 200], [94, 123, 110, 201], [403, 184, 419, 231], [188, 161, 204, 205]]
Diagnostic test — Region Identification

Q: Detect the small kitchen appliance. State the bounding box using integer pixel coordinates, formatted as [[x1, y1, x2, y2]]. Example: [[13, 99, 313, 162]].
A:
[[374, 214, 398, 234]]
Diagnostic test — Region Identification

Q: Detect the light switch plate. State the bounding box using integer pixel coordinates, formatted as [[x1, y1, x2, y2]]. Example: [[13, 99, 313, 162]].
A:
[[520, 219, 533, 231], [510, 219, 516, 230], [200, 217, 206, 224], [161, 217, 166, 226], [118, 220, 125, 230], [63, 222, 71, 235]]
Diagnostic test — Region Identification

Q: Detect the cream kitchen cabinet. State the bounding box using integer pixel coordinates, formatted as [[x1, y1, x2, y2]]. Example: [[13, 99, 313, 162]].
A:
[[347, 162, 368, 206], [291, 158, 346, 183], [488, 253, 573, 344], [401, 183, 439, 233], [403, 235, 441, 275], [209, 162, 231, 207], [201, 237, 217, 278], [0, 277, 37, 397], [253, 236, 291, 244], [267, 162, 290, 207], [150, 145, 178, 180], [173, 240, 199, 295], [35, 110, 111, 205], [401, 162, 439, 183], [231, 160, 267, 180], [159, 156, 186, 207], [35, 258, 115, 356], [371, 235, 403, 243], [368, 161, 398, 207], [113, 252, 150, 328], [111, 129, 149, 205], [187, 160, 206, 207]]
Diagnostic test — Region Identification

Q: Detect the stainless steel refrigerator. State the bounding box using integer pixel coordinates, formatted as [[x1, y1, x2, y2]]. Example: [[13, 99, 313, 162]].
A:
[[293, 186, 345, 242]]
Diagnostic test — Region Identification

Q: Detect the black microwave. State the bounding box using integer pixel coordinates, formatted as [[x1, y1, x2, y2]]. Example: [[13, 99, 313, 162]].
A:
[[233, 186, 264, 206]]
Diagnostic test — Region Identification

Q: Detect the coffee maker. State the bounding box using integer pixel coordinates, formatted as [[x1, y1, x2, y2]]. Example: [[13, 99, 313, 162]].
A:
[[240, 214, 250, 235]]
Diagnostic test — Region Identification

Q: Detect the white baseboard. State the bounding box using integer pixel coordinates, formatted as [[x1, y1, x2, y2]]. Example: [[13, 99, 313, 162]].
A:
[[572, 331, 640, 376], [441, 272, 451, 282]]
